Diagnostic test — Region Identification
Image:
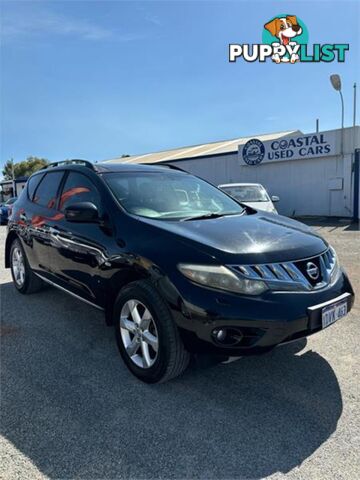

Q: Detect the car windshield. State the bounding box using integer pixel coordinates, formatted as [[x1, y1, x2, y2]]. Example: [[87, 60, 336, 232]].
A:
[[221, 185, 269, 202], [104, 171, 244, 220]]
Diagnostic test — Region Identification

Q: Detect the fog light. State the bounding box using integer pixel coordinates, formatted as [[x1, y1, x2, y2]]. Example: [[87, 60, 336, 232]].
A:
[[212, 327, 244, 346], [214, 329, 227, 342]]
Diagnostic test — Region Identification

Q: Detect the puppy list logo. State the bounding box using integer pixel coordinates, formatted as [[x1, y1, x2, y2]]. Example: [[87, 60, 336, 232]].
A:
[[229, 14, 349, 63]]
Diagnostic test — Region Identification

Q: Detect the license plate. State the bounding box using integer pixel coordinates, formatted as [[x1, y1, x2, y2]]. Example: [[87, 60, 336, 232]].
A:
[[322, 300, 347, 329]]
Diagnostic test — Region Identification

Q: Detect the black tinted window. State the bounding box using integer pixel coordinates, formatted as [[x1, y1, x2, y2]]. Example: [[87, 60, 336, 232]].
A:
[[33, 172, 63, 209], [59, 172, 100, 211], [27, 174, 44, 201]]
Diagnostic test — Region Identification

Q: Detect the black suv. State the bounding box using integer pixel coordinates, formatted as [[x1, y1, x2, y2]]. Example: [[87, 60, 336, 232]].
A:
[[5, 160, 354, 383]]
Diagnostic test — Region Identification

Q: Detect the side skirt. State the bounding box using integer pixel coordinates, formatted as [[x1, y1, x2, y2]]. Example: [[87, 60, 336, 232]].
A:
[[34, 272, 104, 311]]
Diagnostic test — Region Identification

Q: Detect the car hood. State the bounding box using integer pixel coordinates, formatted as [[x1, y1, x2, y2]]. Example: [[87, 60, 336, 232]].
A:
[[139, 212, 328, 264]]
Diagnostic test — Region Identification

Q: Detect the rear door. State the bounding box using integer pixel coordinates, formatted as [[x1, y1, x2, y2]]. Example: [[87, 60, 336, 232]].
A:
[[24, 170, 65, 277], [49, 171, 115, 306]]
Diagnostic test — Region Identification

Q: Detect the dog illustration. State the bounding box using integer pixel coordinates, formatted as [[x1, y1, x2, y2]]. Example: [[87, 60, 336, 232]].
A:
[[264, 15, 302, 63]]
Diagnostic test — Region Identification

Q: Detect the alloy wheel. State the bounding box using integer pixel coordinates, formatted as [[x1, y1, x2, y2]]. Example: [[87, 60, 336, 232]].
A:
[[12, 246, 26, 287], [120, 299, 159, 369]]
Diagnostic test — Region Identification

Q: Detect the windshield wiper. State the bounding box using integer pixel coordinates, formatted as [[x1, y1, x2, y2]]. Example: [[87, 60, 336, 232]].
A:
[[180, 211, 242, 221]]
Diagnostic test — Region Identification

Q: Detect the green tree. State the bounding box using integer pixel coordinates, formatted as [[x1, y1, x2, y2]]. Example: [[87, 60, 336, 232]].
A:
[[2, 157, 49, 180]]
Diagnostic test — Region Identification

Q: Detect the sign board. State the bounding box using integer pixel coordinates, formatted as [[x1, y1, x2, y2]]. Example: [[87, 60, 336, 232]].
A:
[[239, 131, 339, 165]]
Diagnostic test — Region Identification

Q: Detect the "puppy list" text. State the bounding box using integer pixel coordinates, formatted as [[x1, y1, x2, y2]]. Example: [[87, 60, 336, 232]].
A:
[[229, 43, 349, 63]]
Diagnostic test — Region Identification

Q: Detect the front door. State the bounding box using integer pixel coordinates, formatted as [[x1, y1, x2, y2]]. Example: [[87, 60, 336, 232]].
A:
[[50, 171, 115, 306]]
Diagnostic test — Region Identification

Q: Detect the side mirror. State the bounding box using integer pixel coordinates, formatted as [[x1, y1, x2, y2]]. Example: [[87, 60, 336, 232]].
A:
[[271, 195, 280, 203], [64, 202, 99, 223]]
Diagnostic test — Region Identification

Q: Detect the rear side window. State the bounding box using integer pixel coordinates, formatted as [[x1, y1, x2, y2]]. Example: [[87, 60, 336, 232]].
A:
[[33, 172, 64, 209], [27, 173, 44, 201], [59, 172, 101, 212]]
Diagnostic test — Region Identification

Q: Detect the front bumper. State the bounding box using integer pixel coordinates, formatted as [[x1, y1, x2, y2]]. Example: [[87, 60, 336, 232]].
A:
[[162, 269, 355, 356]]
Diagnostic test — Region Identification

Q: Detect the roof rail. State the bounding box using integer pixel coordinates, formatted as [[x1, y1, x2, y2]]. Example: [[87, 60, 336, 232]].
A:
[[142, 162, 188, 173], [41, 159, 95, 170]]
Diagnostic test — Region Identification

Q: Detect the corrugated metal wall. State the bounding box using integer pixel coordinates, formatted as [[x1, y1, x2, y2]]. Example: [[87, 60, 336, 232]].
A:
[[172, 127, 359, 218]]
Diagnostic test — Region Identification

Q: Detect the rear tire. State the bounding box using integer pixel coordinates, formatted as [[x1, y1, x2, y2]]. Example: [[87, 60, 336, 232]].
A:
[[10, 238, 45, 294], [114, 280, 190, 383]]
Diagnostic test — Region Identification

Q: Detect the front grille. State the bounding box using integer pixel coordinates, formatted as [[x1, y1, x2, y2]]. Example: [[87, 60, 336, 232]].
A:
[[229, 248, 337, 292], [294, 256, 323, 287]]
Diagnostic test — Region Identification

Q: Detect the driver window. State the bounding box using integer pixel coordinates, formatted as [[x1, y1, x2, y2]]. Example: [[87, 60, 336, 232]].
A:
[[59, 172, 101, 212]]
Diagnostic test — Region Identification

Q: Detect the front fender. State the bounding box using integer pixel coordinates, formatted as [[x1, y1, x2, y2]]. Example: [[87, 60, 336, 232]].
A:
[[103, 254, 180, 325]]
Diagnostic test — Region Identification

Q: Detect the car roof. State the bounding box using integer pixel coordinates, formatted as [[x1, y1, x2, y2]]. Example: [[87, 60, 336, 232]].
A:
[[34, 161, 188, 176], [95, 162, 187, 174]]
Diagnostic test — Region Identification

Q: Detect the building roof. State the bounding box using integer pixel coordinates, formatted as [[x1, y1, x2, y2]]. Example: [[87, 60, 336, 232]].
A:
[[104, 130, 301, 165], [0, 176, 28, 185]]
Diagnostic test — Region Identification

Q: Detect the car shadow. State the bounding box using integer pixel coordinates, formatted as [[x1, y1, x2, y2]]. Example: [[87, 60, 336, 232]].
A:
[[0, 282, 343, 479], [298, 216, 360, 232]]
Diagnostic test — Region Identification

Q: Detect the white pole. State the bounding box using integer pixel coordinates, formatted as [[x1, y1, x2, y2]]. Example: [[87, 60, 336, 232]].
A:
[[354, 82, 357, 127], [339, 91, 344, 155]]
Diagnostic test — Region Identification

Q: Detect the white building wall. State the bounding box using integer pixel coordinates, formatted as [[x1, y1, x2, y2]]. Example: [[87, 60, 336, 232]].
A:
[[173, 127, 360, 218]]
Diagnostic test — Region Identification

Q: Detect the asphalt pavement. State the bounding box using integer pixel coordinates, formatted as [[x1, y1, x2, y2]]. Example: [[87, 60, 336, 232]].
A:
[[1, 220, 359, 480]]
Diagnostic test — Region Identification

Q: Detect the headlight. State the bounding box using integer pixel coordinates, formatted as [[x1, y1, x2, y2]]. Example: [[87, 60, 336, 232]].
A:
[[329, 246, 341, 282], [177, 264, 268, 295]]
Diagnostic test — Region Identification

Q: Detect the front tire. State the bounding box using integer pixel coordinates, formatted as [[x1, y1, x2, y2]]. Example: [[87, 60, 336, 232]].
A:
[[10, 238, 45, 294], [114, 280, 190, 383]]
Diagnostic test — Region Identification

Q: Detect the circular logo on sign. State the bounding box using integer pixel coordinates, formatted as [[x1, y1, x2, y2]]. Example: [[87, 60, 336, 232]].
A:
[[242, 139, 265, 165]]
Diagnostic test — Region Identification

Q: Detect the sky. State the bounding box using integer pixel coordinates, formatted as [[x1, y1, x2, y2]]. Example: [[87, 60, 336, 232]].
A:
[[0, 0, 359, 167]]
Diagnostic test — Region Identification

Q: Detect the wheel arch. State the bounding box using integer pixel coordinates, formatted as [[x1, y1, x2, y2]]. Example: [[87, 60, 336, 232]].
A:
[[104, 267, 151, 325], [5, 230, 18, 268], [104, 260, 179, 327]]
